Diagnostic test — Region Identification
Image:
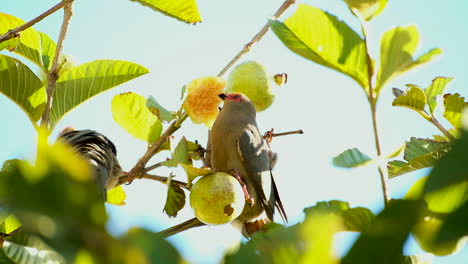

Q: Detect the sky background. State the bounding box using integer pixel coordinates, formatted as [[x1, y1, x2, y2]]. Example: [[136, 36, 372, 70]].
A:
[[1, 0, 468, 263]]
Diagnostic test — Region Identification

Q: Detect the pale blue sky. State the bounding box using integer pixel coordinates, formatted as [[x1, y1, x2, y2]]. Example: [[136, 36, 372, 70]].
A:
[[1, 0, 468, 263]]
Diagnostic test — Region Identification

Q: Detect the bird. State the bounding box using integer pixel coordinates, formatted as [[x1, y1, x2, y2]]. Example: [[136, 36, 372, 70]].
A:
[[58, 127, 124, 200], [159, 92, 287, 238]]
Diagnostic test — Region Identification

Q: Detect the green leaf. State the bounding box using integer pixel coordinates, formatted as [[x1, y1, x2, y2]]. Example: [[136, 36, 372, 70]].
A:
[[51, 60, 148, 127], [343, 0, 388, 21], [392, 86, 427, 113], [163, 180, 186, 217], [162, 137, 192, 167], [437, 199, 468, 246], [0, 55, 46, 123], [443, 93, 466, 129], [304, 200, 375, 232], [388, 138, 450, 178], [112, 92, 162, 143], [0, 214, 21, 235], [376, 25, 441, 92], [121, 228, 182, 263], [343, 200, 423, 264], [425, 77, 454, 114], [269, 4, 369, 89], [424, 129, 468, 199], [2, 232, 65, 263], [129, 0, 202, 24], [404, 138, 448, 161], [332, 148, 372, 168], [0, 13, 56, 71], [147, 96, 176, 122], [406, 176, 468, 214]]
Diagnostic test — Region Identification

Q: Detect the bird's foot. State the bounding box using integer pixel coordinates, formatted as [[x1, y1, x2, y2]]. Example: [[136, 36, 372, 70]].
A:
[[229, 169, 254, 205], [263, 128, 274, 144], [244, 219, 267, 236]]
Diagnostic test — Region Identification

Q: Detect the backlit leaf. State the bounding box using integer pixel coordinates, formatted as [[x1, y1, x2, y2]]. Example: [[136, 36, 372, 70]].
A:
[[107, 186, 127, 206], [392, 86, 427, 113], [129, 0, 201, 24], [425, 77, 454, 114], [443, 93, 465, 129], [270, 4, 369, 90], [112, 92, 162, 143], [343, 0, 388, 21]]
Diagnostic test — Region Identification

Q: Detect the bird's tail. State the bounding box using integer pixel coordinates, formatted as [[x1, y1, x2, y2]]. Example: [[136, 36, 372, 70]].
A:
[[158, 218, 205, 238]]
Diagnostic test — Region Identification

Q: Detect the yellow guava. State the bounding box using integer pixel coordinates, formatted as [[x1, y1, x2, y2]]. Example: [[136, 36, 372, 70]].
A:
[[189, 172, 245, 225]]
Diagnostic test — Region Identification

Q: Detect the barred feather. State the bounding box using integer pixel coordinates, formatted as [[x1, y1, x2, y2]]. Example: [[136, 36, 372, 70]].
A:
[[58, 129, 123, 199]]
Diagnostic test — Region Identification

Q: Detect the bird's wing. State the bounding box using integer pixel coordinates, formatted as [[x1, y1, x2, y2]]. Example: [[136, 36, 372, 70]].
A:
[[237, 124, 274, 220]]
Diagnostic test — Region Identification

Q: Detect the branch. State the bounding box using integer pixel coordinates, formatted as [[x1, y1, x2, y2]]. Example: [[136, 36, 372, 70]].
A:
[[264, 129, 304, 139], [124, 113, 188, 183], [0, 0, 74, 44], [217, 0, 296, 77], [144, 161, 166, 172], [41, 1, 74, 128], [141, 174, 188, 190], [429, 114, 456, 141]]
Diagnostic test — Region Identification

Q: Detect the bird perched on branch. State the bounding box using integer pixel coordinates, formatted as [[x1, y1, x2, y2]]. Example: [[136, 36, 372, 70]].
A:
[[58, 127, 124, 200], [160, 93, 287, 238]]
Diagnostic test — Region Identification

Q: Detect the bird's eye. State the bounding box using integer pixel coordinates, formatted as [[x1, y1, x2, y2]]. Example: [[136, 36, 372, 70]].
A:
[[233, 95, 239, 100]]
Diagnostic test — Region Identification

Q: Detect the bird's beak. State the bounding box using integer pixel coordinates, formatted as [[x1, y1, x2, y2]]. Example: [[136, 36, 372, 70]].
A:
[[218, 93, 227, 100]]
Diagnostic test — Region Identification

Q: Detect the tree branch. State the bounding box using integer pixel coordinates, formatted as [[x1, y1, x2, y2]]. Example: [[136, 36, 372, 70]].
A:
[[217, 0, 296, 77], [141, 174, 188, 190], [0, 0, 74, 44], [41, 1, 74, 128], [123, 113, 188, 183]]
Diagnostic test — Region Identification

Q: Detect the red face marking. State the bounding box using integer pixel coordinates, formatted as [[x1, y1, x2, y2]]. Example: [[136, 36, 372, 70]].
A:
[[228, 94, 242, 102]]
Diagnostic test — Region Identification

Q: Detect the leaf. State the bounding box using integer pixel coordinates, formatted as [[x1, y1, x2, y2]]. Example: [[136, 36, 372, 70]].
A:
[[179, 163, 211, 187], [147, 96, 176, 122], [121, 228, 181, 263], [406, 176, 468, 214], [112, 92, 162, 143], [332, 148, 372, 168], [269, 4, 369, 89], [342, 200, 423, 264], [129, 0, 202, 24], [376, 25, 441, 92], [0, 13, 56, 71], [51, 60, 149, 127], [304, 200, 375, 232], [437, 199, 468, 245], [388, 138, 450, 178], [424, 129, 468, 199], [343, 0, 388, 21], [106, 186, 127, 206], [0, 214, 21, 235], [403, 138, 448, 161], [163, 180, 186, 217], [443, 93, 466, 129], [0, 55, 46, 123], [2, 232, 65, 263], [162, 137, 192, 167], [392, 86, 427, 113], [425, 77, 454, 114], [0, 37, 20, 52]]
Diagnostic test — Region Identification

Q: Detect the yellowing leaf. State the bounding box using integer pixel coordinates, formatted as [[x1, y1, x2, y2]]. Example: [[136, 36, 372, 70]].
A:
[[106, 186, 127, 206], [377, 25, 441, 92], [51, 60, 149, 127], [344, 0, 388, 21], [392, 86, 427, 113], [425, 77, 454, 114], [163, 180, 186, 217], [270, 4, 369, 90], [130, 0, 202, 24], [443, 93, 466, 129], [179, 163, 211, 187], [112, 92, 162, 143]]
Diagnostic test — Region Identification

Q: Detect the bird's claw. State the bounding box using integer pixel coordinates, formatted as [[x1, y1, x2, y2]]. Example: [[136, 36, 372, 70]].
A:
[[229, 169, 253, 205]]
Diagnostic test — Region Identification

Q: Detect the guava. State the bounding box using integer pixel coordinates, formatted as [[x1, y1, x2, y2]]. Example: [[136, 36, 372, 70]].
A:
[[225, 61, 275, 112], [189, 172, 245, 225]]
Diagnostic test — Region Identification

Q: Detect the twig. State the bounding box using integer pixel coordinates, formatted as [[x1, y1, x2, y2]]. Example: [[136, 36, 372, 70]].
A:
[[141, 174, 188, 189], [144, 161, 166, 172], [429, 115, 456, 141], [0, 0, 74, 43], [124, 113, 188, 183], [217, 0, 296, 77], [41, 1, 74, 128], [358, 13, 391, 206], [264, 129, 303, 139]]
